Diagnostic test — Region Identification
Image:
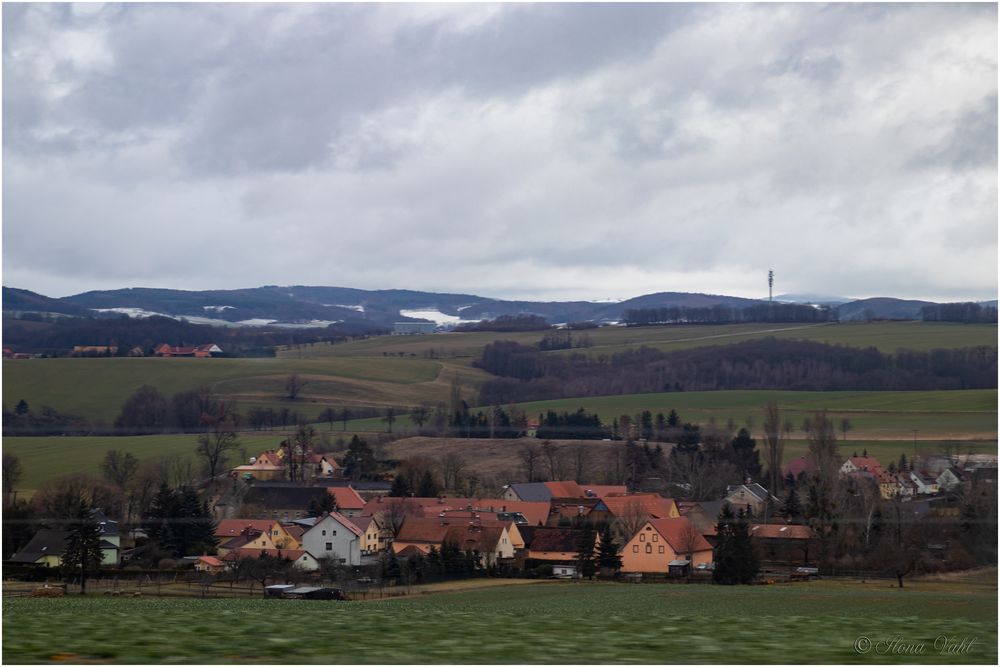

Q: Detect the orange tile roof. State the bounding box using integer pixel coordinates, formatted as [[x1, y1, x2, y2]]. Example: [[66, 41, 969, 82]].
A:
[[197, 556, 224, 567], [581, 485, 628, 498], [362, 496, 550, 526], [543, 481, 583, 498], [647, 518, 713, 553], [602, 494, 677, 519], [326, 486, 366, 510]]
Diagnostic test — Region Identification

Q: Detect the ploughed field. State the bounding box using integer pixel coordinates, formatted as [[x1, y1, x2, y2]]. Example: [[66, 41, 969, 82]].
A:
[[3, 579, 996, 664]]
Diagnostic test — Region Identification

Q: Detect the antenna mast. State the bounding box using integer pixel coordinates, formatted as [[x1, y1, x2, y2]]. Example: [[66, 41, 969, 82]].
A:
[[768, 269, 774, 304]]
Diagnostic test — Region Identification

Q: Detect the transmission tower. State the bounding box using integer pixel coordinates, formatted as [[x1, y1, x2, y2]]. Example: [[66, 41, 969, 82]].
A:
[[768, 270, 774, 304]]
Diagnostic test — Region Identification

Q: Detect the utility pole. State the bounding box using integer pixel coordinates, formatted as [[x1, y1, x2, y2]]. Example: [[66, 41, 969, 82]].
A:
[[768, 270, 774, 304]]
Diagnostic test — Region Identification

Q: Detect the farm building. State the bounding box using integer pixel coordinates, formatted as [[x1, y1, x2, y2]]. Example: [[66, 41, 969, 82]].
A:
[[392, 322, 436, 335]]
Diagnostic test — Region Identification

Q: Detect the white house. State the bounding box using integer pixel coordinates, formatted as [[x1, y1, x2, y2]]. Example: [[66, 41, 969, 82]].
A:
[[936, 468, 966, 492], [300, 512, 363, 566], [910, 471, 939, 495]]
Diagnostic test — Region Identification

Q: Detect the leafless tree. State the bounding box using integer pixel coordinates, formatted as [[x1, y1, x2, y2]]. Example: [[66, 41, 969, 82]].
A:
[[285, 374, 306, 401], [782, 420, 795, 441], [101, 450, 139, 489], [605, 447, 625, 485], [439, 452, 467, 492], [541, 440, 566, 481], [616, 500, 649, 542], [410, 405, 430, 429], [3, 453, 23, 505], [839, 418, 853, 441], [383, 407, 396, 433], [677, 519, 704, 561], [196, 419, 241, 482], [519, 443, 540, 483], [572, 446, 590, 483], [762, 402, 784, 496]]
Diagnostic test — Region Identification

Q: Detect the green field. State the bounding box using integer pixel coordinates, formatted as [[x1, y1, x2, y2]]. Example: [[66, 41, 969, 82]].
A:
[[510, 389, 998, 440], [2, 580, 996, 663], [1, 356, 490, 423], [281, 321, 999, 360], [4, 322, 995, 424]]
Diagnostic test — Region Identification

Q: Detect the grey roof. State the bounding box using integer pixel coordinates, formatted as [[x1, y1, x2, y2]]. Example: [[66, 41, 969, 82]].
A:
[[507, 483, 554, 502], [726, 483, 775, 502], [10, 528, 68, 563], [244, 486, 329, 510], [668, 559, 691, 566]]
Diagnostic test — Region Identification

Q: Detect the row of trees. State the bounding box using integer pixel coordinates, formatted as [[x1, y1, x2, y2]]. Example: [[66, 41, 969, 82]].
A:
[[921, 302, 997, 323], [476, 338, 997, 405], [622, 303, 835, 325]]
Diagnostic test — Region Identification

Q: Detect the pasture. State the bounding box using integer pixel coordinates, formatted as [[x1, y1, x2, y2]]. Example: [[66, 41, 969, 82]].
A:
[[280, 321, 999, 360], [2, 356, 489, 424], [3, 578, 996, 663], [4, 322, 994, 426], [508, 389, 999, 441]]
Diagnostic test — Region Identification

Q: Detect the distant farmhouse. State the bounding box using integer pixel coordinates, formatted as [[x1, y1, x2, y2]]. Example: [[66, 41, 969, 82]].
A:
[[154, 343, 222, 357], [392, 322, 436, 335]]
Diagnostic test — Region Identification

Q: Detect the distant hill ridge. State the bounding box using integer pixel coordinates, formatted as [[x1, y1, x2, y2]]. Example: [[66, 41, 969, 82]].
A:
[[1, 285, 995, 328]]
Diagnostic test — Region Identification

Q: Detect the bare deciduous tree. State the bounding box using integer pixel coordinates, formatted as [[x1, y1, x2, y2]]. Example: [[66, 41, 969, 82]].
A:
[[440, 452, 467, 492], [762, 402, 784, 495], [195, 419, 240, 481], [541, 440, 566, 481], [285, 374, 307, 401], [519, 443, 540, 483]]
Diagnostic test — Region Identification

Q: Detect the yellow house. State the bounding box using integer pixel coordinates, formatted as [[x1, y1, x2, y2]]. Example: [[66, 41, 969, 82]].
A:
[[620, 518, 713, 573], [346, 516, 384, 554]]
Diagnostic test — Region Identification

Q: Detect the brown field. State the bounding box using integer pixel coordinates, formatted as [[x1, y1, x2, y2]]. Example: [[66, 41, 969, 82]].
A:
[[384, 436, 629, 484]]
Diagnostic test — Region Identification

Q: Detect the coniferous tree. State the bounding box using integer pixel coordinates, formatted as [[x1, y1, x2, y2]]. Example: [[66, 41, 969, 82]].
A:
[[575, 527, 597, 579], [597, 524, 622, 573], [416, 470, 440, 497], [389, 475, 411, 498], [780, 487, 803, 523], [713, 505, 758, 584], [62, 497, 104, 594]]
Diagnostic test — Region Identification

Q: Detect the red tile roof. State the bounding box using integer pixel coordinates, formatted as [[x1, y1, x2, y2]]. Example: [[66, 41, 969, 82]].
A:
[[197, 556, 224, 567], [750, 524, 815, 540], [215, 519, 275, 538], [222, 548, 306, 561]]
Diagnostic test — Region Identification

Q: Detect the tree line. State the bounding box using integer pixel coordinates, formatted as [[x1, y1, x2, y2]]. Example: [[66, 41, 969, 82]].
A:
[[622, 303, 834, 326], [476, 338, 997, 405], [921, 302, 998, 323]]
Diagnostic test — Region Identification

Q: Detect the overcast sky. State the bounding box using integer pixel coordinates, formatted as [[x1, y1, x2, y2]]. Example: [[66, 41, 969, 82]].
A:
[[3, 2, 997, 302]]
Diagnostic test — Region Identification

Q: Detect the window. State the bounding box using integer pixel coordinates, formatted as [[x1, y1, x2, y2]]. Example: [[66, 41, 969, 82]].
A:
[[632, 545, 639, 553], [645, 544, 652, 554], [640, 534, 645, 542], [652, 534, 658, 542], [325, 542, 333, 551], [332, 530, 337, 536], [322, 530, 326, 536], [658, 546, 664, 554]]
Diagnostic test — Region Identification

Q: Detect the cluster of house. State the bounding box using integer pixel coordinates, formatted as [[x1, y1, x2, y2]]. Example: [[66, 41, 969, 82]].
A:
[[200, 476, 817, 578], [9, 509, 122, 567], [153, 343, 223, 358], [784, 453, 998, 501]]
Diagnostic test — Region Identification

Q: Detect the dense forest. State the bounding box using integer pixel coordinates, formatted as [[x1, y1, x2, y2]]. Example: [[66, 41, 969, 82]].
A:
[[921, 302, 998, 323], [476, 338, 998, 404], [622, 303, 834, 325]]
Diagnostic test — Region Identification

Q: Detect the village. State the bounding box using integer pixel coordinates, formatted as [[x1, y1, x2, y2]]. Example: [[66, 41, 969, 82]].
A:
[[9, 432, 996, 598]]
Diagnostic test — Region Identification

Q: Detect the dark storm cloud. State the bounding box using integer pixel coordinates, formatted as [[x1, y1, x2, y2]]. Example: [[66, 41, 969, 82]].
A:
[[2, 3, 996, 301]]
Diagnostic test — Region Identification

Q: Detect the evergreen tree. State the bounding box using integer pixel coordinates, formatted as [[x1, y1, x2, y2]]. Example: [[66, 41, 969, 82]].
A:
[[62, 497, 104, 594], [780, 487, 803, 523], [416, 470, 441, 497], [389, 474, 412, 498], [597, 524, 622, 572], [898, 453, 908, 472], [713, 505, 758, 585], [666, 409, 680, 427], [575, 527, 597, 579], [730, 428, 763, 480]]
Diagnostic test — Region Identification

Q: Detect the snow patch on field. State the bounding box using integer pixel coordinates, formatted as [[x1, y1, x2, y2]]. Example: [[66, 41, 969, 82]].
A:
[[203, 305, 235, 312], [326, 304, 365, 313], [93, 307, 169, 318], [400, 309, 482, 326]]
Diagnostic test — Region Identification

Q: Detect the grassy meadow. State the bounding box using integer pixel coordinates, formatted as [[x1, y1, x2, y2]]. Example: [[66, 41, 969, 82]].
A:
[[3, 578, 996, 663], [509, 389, 999, 440]]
